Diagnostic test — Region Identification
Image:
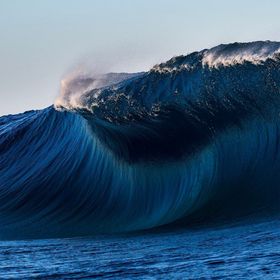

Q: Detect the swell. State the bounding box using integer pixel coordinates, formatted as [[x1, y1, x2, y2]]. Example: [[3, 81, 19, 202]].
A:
[[0, 107, 211, 238], [1, 98, 280, 239]]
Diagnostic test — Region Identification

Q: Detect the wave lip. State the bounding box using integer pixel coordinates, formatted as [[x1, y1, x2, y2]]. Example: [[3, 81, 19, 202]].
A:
[[202, 41, 280, 67], [54, 41, 280, 122], [55, 72, 144, 112]]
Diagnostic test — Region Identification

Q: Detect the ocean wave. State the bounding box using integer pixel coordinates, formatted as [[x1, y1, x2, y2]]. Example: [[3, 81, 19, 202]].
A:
[[1, 41, 280, 239]]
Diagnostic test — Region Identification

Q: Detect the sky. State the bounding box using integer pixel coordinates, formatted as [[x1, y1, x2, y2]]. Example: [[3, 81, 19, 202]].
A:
[[0, 0, 280, 116]]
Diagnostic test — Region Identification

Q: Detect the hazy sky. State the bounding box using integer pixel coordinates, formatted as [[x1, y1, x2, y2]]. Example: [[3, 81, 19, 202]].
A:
[[0, 0, 280, 116]]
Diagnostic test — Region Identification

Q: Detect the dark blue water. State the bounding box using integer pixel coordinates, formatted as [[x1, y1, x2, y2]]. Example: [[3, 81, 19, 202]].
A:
[[0, 219, 279, 279], [1, 41, 280, 278]]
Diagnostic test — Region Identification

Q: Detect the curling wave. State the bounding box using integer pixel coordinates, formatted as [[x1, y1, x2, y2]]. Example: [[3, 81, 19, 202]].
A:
[[1, 41, 280, 239]]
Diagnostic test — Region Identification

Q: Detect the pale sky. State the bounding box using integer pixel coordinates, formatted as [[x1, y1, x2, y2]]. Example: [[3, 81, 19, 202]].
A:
[[0, 0, 280, 116]]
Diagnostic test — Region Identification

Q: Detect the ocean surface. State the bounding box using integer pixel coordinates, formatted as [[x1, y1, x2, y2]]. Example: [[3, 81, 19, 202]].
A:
[[0, 218, 279, 279]]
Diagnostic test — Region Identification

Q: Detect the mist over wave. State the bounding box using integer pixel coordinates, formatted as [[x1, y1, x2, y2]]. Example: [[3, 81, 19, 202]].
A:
[[1, 41, 280, 239]]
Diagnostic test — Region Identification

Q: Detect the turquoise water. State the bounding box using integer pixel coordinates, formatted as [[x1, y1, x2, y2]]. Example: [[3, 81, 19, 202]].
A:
[[0, 219, 279, 279]]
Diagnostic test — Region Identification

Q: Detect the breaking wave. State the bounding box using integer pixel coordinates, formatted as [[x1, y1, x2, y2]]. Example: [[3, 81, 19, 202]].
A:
[[1, 41, 280, 239]]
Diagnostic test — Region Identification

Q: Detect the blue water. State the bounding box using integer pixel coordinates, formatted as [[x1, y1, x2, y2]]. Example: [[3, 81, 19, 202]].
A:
[[0, 219, 279, 279], [1, 41, 280, 278]]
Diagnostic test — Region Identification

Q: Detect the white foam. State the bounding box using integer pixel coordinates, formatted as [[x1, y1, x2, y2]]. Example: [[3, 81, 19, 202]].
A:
[[55, 70, 138, 111], [151, 64, 193, 74], [202, 41, 280, 68]]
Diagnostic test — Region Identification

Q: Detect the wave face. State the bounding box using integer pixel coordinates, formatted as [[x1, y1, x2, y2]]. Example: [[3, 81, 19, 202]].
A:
[[1, 41, 280, 239]]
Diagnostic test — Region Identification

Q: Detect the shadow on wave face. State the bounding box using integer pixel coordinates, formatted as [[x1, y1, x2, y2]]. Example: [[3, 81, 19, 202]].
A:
[[86, 91, 261, 163]]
